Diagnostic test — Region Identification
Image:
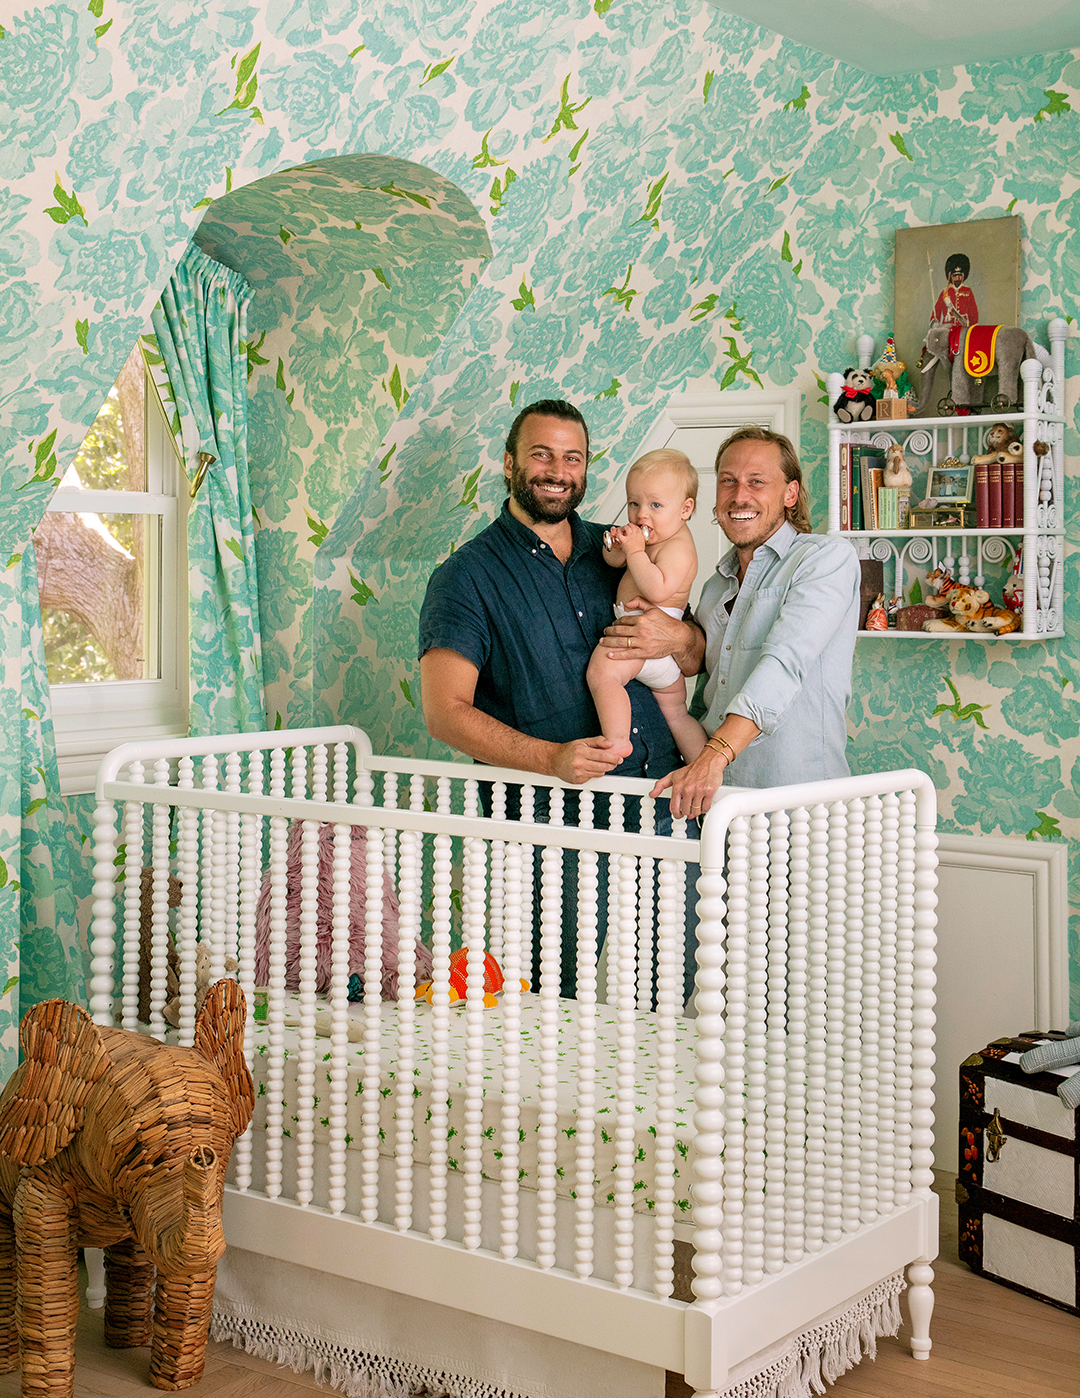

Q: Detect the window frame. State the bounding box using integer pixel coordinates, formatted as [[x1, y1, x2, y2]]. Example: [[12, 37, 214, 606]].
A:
[[45, 364, 189, 796]]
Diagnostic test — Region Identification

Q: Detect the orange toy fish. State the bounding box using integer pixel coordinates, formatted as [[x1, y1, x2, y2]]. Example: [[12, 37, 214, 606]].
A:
[[415, 948, 529, 1008]]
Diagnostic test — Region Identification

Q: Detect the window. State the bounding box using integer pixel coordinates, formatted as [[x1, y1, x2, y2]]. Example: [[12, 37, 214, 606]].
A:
[[35, 341, 188, 794]]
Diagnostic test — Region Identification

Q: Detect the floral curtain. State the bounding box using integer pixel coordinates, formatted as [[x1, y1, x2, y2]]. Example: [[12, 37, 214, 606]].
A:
[[17, 543, 84, 1027], [146, 243, 264, 735]]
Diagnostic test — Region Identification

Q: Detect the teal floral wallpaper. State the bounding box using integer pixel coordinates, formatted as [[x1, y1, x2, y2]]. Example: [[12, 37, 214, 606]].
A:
[[3, 1, 1080, 1074]]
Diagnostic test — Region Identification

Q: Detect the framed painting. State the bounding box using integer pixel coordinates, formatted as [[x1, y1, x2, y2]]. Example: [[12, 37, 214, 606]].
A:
[[894, 216, 1022, 374]]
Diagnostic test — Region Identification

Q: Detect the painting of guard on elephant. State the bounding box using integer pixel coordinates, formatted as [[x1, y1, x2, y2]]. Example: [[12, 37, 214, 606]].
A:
[[894, 215, 1023, 417]]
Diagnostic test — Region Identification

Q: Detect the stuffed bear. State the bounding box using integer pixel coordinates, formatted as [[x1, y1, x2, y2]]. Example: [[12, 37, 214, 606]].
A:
[[833, 368, 876, 423]]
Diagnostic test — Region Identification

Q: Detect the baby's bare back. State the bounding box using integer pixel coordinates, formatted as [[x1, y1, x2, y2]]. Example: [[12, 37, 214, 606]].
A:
[[615, 522, 698, 611]]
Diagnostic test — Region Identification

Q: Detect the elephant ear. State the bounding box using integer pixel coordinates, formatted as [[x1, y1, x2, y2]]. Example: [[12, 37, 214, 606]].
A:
[[193, 979, 254, 1137], [0, 1000, 110, 1167]]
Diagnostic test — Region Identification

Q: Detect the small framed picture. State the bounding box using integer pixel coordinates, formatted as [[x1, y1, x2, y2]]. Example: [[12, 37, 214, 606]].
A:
[[926, 461, 973, 504], [931, 504, 975, 529]]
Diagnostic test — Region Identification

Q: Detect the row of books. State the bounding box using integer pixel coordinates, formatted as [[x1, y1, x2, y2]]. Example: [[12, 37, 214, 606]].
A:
[[838, 445, 909, 531], [974, 454, 1024, 529]]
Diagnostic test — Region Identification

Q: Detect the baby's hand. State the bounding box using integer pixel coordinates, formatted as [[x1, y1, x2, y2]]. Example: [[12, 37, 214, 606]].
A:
[[612, 523, 649, 552]]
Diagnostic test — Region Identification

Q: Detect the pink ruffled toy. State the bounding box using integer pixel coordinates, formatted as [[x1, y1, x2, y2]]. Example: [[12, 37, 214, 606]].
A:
[[254, 821, 432, 1000]]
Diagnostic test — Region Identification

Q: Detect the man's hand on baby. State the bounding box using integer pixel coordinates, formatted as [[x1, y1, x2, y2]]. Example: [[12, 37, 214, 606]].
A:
[[603, 597, 687, 661], [551, 736, 633, 785]]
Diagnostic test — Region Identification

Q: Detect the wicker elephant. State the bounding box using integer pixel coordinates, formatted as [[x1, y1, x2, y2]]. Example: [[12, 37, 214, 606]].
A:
[[0, 980, 253, 1397]]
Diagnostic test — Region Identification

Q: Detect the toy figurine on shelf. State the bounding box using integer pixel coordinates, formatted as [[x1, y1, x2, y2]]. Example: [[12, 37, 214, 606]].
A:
[[883, 443, 912, 527], [1004, 547, 1023, 614], [872, 337, 909, 420], [865, 594, 889, 631], [832, 368, 876, 422], [886, 595, 901, 627]]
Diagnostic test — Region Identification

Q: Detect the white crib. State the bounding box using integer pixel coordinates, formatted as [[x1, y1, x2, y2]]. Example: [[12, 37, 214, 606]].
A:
[[88, 726, 938, 1398]]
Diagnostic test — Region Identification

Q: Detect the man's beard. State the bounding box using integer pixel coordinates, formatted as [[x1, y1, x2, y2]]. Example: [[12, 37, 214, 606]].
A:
[[508, 462, 586, 524]]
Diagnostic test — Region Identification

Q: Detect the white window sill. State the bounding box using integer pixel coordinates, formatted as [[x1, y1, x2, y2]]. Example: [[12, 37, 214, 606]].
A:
[[55, 722, 189, 798]]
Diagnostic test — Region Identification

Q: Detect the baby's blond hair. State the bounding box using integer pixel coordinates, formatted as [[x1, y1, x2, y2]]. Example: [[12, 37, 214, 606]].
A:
[[626, 448, 698, 508]]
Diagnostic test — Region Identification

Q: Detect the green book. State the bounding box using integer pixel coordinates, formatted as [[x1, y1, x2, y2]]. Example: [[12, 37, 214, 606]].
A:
[[850, 460, 863, 530]]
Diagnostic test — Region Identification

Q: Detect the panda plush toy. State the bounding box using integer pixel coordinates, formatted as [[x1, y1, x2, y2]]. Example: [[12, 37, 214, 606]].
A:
[[833, 368, 876, 423]]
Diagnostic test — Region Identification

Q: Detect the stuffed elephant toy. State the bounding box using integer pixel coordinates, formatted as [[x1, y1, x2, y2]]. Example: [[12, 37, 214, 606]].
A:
[[0, 980, 253, 1397], [912, 323, 1037, 415]]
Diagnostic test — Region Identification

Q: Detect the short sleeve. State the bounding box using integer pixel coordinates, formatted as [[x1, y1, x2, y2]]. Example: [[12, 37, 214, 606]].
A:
[[417, 554, 491, 673]]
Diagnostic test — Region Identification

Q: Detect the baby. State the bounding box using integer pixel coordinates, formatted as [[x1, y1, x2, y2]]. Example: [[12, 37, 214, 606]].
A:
[[587, 449, 706, 763]]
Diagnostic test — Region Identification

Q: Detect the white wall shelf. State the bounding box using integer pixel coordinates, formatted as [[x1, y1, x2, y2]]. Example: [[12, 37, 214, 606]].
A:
[[826, 319, 1068, 640]]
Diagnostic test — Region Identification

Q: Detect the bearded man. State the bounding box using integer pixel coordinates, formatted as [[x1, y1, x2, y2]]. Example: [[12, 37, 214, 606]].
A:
[[419, 399, 681, 785]]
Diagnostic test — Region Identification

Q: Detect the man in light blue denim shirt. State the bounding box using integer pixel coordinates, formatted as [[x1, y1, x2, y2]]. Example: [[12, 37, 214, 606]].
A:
[[602, 425, 860, 821]]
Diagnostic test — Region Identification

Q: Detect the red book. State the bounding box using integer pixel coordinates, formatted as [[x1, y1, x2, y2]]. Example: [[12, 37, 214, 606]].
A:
[[988, 457, 1002, 529], [974, 460, 989, 528], [1001, 454, 1015, 529], [1014, 458, 1023, 527]]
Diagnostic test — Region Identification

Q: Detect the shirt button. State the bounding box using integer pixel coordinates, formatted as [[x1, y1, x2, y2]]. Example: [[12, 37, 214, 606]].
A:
[[532, 548, 537, 554], [632, 728, 638, 734], [720, 678, 726, 685], [578, 611, 583, 617], [725, 644, 731, 651]]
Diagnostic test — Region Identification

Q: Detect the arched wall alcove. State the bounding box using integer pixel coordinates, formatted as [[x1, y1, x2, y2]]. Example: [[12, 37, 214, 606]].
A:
[[190, 154, 491, 727]]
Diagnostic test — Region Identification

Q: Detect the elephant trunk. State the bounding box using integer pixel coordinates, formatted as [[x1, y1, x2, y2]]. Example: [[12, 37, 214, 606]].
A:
[[153, 1146, 226, 1274], [912, 355, 941, 416]]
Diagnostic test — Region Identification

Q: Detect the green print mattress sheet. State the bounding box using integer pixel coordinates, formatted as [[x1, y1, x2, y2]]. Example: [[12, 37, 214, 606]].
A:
[[248, 993, 697, 1216]]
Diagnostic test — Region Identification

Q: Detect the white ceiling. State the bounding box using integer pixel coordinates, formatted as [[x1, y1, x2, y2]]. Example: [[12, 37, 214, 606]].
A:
[[706, 0, 1080, 76]]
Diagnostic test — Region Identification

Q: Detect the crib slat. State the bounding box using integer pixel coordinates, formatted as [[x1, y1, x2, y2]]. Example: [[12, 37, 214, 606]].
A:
[[327, 821, 352, 1215], [860, 796, 883, 1226], [499, 838, 524, 1260], [148, 760, 172, 1040], [573, 788, 598, 1281], [175, 757, 199, 1047], [294, 812, 321, 1208], [120, 761, 145, 1031], [823, 801, 848, 1247], [535, 788, 565, 1271], [393, 776, 425, 1232], [804, 802, 829, 1256], [263, 746, 289, 1201], [361, 824, 386, 1224], [220, 751, 242, 983], [720, 816, 749, 1295], [877, 794, 900, 1214], [636, 798, 656, 1011], [612, 846, 639, 1291], [232, 750, 261, 1192], [842, 799, 865, 1236], [202, 754, 225, 991], [488, 782, 506, 963], [652, 852, 683, 1298], [894, 795, 917, 1203], [462, 778, 487, 1253], [742, 813, 769, 1289], [427, 776, 453, 1241], [784, 806, 809, 1265], [764, 810, 789, 1277]]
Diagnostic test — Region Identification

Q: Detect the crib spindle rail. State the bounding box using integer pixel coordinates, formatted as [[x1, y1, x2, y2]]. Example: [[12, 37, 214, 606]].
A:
[[90, 727, 937, 1398]]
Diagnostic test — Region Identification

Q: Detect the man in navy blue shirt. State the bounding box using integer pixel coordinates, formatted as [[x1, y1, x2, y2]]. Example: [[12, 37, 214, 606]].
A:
[[418, 400, 690, 998], [418, 399, 683, 783]]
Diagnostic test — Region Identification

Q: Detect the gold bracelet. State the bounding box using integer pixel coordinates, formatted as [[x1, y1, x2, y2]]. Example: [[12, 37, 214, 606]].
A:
[[705, 734, 736, 764]]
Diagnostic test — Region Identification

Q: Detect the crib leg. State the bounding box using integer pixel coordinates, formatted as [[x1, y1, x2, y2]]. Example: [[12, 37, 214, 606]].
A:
[[906, 1260, 934, 1360]]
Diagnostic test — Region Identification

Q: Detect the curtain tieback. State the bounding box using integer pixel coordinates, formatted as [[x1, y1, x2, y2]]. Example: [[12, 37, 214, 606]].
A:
[[191, 451, 216, 498]]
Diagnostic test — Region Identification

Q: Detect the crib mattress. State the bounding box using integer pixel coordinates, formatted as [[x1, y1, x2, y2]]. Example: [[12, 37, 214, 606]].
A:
[[248, 992, 697, 1215]]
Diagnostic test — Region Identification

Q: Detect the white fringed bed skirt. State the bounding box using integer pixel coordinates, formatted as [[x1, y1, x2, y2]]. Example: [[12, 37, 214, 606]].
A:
[[210, 1249, 905, 1398]]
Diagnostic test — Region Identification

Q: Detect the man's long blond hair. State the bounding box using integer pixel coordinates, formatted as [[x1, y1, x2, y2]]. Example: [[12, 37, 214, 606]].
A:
[[714, 425, 812, 534]]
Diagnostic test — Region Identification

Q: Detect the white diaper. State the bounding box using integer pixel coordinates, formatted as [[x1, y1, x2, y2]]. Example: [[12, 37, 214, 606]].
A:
[[611, 604, 683, 690]]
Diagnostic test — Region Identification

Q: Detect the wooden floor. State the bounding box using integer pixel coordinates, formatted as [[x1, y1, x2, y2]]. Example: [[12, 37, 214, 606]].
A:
[[0, 1172, 1076, 1397]]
